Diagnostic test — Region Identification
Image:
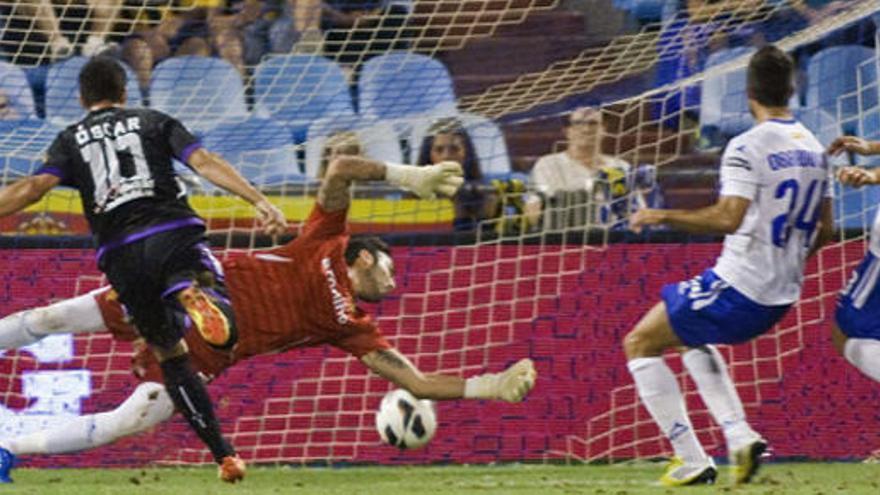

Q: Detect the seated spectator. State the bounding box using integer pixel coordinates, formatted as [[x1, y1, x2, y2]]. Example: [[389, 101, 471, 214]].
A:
[[322, 0, 412, 65], [9, 0, 123, 61], [122, 0, 254, 92], [0, 90, 22, 121], [525, 107, 631, 227], [653, 0, 762, 130], [241, 0, 324, 64], [416, 117, 491, 231], [82, 0, 124, 56], [318, 130, 363, 178]]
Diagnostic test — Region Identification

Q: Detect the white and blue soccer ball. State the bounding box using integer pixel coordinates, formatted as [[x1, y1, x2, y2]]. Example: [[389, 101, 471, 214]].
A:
[[375, 389, 437, 449]]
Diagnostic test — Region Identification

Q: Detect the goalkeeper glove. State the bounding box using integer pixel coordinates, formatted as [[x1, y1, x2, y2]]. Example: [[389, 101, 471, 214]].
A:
[[385, 161, 465, 199], [464, 358, 537, 403]]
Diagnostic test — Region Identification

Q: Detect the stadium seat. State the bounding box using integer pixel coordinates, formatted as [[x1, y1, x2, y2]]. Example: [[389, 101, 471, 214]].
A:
[[630, 0, 666, 22], [44, 57, 142, 127], [150, 56, 247, 136], [806, 45, 874, 134], [699, 46, 756, 142], [303, 114, 402, 179], [253, 54, 355, 142], [0, 60, 36, 119], [834, 181, 880, 230], [408, 112, 512, 178], [359, 52, 457, 121], [795, 106, 840, 148], [0, 119, 61, 177], [202, 116, 304, 186]]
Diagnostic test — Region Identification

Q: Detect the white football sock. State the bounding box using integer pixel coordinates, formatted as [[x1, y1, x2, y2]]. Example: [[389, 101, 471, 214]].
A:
[[1, 383, 173, 455], [0, 290, 107, 349], [628, 357, 709, 464], [844, 338, 880, 382], [682, 346, 759, 452]]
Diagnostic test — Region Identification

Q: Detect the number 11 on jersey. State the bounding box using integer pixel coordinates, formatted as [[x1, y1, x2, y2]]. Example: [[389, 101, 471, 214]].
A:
[[79, 134, 153, 213]]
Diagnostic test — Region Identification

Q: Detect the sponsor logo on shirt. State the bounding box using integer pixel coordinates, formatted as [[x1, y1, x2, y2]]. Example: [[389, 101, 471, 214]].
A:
[[322, 258, 350, 325]]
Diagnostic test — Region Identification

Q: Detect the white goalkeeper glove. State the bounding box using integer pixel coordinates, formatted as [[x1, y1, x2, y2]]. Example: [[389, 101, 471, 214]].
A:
[[384, 161, 465, 199], [464, 358, 537, 403]]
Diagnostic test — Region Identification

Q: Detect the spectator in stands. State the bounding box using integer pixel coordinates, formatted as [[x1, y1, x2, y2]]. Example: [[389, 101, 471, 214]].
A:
[[322, 0, 413, 65], [0, 90, 22, 121], [318, 130, 363, 178], [122, 0, 255, 92], [416, 118, 489, 231], [241, 0, 324, 64], [525, 107, 631, 226], [14, 0, 123, 60]]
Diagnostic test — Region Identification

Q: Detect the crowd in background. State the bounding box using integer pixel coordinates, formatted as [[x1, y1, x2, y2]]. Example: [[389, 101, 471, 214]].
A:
[[0, 0, 874, 234]]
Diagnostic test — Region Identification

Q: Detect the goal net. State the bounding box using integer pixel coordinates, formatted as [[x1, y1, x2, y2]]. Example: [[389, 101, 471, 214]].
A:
[[0, 0, 878, 466]]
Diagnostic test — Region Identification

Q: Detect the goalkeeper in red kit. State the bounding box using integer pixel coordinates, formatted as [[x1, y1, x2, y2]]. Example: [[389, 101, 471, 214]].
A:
[[0, 156, 537, 481]]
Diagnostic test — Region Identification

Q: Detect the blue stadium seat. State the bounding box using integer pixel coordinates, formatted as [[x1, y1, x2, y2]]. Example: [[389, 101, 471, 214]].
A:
[[699, 46, 756, 141], [304, 114, 402, 179], [806, 45, 874, 134], [202, 117, 304, 185], [253, 54, 355, 142], [834, 182, 880, 230], [630, 0, 666, 22], [0, 60, 36, 119], [359, 52, 457, 121], [0, 119, 61, 177], [408, 112, 512, 178], [150, 56, 247, 136], [795, 106, 840, 148], [45, 57, 142, 127]]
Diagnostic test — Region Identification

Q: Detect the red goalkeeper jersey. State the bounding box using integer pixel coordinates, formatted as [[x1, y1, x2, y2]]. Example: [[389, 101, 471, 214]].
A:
[[98, 204, 391, 382]]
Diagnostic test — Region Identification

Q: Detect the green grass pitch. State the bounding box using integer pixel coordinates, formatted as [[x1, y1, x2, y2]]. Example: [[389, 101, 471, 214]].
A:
[[2, 463, 879, 494]]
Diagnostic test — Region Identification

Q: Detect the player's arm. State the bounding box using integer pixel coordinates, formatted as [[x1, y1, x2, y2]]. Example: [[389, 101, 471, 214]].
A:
[[186, 148, 287, 235], [837, 166, 880, 188], [828, 136, 880, 157], [632, 139, 756, 235], [630, 196, 750, 235], [0, 174, 60, 217], [319, 156, 465, 212], [360, 348, 536, 403]]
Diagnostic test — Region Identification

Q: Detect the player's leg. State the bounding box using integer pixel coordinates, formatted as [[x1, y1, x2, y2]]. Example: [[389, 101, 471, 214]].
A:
[[103, 230, 241, 482], [647, 270, 787, 485], [169, 243, 237, 351], [0, 289, 108, 349], [682, 346, 757, 445], [0, 382, 173, 483], [833, 251, 880, 382], [833, 324, 880, 381], [152, 231, 243, 480], [681, 345, 765, 483], [623, 301, 717, 486]]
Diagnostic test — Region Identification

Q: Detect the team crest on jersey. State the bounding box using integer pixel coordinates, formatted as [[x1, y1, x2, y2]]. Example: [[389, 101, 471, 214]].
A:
[[679, 275, 728, 311]]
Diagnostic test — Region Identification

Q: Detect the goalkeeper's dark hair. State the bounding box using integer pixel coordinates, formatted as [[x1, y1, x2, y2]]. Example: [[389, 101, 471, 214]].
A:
[[747, 45, 794, 108], [345, 236, 391, 266], [79, 56, 127, 106]]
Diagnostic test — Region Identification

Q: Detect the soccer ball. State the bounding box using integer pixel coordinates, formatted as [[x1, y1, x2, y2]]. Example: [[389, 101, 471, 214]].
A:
[[375, 389, 437, 449]]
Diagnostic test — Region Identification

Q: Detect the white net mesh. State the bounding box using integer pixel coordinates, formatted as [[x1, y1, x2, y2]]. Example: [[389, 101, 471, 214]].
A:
[[0, 0, 878, 466]]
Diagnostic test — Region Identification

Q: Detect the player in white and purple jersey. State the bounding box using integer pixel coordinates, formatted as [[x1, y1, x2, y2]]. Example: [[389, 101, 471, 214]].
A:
[[625, 46, 835, 486]]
